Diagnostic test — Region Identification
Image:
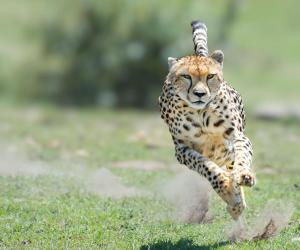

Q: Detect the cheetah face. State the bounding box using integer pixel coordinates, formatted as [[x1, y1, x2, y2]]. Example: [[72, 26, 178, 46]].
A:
[[168, 52, 224, 110]]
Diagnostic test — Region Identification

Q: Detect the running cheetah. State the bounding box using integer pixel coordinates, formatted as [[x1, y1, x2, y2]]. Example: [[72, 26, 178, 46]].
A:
[[159, 21, 255, 220]]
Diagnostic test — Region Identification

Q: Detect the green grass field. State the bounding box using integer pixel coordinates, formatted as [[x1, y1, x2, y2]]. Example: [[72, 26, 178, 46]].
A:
[[0, 105, 299, 249]]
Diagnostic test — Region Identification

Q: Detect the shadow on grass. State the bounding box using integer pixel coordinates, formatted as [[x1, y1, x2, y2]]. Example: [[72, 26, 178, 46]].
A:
[[140, 239, 231, 250]]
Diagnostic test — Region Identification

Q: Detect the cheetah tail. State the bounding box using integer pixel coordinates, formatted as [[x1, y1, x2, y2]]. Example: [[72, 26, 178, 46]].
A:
[[191, 20, 208, 57]]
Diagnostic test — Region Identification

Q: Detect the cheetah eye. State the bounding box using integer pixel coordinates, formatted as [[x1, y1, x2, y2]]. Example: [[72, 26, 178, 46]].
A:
[[207, 74, 215, 80], [181, 74, 192, 80]]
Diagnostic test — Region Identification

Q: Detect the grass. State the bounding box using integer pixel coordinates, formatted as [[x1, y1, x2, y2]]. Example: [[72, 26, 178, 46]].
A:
[[0, 105, 299, 249]]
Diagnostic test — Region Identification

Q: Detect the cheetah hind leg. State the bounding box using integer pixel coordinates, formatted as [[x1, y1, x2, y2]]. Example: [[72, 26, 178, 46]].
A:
[[217, 172, 246, 220], [226, 186, 246, 220]]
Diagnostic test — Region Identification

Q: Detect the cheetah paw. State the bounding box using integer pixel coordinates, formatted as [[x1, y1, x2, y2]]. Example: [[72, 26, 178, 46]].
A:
[[236, 169, 256, 187]]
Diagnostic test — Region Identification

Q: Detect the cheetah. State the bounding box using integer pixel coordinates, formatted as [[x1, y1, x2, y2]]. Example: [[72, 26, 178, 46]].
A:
[[159, 21, 255, 220]]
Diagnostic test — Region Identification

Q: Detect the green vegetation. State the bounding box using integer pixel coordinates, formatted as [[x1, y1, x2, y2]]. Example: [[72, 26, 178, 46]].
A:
[[0, 106, 299, 249], [0, 0, 299, 107]]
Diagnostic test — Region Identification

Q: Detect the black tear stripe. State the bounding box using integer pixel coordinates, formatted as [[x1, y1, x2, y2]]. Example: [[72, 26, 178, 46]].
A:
[[187, 80, 192, 94], [214, 119, 225, 127], [205, 116, 210, 127]]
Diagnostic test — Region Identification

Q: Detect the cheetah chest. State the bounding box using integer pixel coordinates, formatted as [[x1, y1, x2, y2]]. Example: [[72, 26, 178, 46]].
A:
[[173, 109, 234, 167]]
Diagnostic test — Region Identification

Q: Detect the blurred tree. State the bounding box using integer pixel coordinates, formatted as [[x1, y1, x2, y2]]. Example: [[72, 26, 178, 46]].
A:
[[25, 0, 223, 108], [34, 2, 119, 105], [217, 0, 242, 46]]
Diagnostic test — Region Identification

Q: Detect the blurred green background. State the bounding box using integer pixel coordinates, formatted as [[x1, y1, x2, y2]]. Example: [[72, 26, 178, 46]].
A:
[[0, 0, 299, 109], [0, 1, 300, 248]]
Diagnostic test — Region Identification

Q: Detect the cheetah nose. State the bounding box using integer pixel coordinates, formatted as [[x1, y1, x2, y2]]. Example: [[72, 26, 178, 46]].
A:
[[193, 90, 206, 98]]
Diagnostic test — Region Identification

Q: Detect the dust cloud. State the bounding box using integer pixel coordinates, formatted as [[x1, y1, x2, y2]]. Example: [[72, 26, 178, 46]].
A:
[[85, 168, 143, 199], [228, 200, 294, 241], [161, 170, 212, 223], [0, 145, 143, 199]]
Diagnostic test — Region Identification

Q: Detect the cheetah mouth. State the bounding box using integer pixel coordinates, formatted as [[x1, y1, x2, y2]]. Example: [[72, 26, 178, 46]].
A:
[[192, 100, 205, 105]]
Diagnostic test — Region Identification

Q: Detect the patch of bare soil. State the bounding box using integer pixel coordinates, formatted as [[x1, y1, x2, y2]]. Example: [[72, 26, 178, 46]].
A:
[[254, 103, 300, 121], [0, 145, 48, 177], [111, 160, 167, 171]]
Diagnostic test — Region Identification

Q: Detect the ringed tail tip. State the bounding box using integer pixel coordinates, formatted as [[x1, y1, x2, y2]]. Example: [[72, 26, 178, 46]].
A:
[[191, 20, 207, 32]]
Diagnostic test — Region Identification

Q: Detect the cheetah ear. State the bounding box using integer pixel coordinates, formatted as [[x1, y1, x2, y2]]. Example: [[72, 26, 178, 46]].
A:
[[168, 57, 178, 70], [211, 50, 224, 66]]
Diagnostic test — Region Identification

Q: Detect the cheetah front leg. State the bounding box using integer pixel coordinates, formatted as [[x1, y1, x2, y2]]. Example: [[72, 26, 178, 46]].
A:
[[173, 138, 245, 220], [231, 134, 256, 187]]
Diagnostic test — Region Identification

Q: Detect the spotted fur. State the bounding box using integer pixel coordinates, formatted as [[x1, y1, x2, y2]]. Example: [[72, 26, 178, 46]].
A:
[[159, 21, 255, 220]]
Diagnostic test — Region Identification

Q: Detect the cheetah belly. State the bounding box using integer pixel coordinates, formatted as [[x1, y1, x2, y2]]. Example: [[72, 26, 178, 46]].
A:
[[188, 134, 234, 167]]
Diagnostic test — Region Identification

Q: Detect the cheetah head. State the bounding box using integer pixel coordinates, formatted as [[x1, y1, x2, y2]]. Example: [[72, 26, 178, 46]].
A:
[[166, 21, 224, 110], [167, 53, 224, 110]]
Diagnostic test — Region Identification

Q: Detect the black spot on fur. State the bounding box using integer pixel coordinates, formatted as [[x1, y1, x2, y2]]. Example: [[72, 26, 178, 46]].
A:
[[186, 116, 193, 122], [214, 119, 225, 127], [183, 124, 190, 131], [225, 127, 234, 136], [192, 122, 201, 127]]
